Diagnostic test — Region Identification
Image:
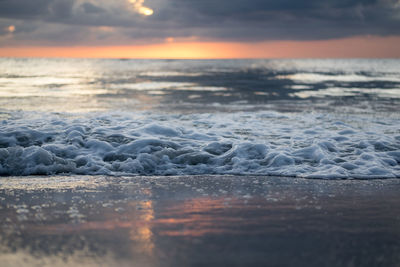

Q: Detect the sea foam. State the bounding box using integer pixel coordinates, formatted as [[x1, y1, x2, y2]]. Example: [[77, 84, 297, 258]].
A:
[[0, 111, 399, 179]]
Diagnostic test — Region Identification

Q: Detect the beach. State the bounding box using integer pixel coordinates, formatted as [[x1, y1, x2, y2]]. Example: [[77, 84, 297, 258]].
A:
[[1, 0, 400, 265], [1, 175, 400, 267]]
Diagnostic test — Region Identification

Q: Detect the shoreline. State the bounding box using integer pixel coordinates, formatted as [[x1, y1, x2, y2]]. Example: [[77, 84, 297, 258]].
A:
[[1, 175, 400, 266]]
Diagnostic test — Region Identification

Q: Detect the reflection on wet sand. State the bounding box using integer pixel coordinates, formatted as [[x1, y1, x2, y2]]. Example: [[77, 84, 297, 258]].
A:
[[1, 176, 400, 266], [155, 197, 268, 237], [130, 200, 155, 256]]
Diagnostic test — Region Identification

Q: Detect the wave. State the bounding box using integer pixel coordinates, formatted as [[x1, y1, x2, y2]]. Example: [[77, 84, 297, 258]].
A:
[[0, 111, 399, 179]]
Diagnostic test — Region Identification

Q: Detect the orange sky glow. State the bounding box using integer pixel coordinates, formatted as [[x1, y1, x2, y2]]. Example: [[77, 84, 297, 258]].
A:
[[1, 36, 399, 59]]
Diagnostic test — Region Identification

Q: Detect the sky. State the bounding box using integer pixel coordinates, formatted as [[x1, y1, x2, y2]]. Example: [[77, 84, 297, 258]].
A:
[[0, 0, 400, 58]]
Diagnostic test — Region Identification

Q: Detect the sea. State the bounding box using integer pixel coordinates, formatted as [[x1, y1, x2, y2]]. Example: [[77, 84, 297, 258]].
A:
[[0, 58, 399, 179]]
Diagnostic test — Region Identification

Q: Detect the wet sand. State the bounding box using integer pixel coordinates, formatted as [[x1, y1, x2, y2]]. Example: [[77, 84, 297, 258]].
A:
[[1, 175, 400, 267]]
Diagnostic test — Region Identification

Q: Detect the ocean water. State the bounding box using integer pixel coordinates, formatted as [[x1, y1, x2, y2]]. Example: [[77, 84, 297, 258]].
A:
[[0, 58, 399, 178]]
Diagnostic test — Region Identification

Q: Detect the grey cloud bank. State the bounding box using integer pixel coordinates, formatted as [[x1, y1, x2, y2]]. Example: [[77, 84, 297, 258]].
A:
[[0, 0, 399, 45]]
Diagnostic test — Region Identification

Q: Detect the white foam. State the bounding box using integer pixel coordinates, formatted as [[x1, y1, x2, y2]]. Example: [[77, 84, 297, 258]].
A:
[[277, 73, 400, 83], [0, 111, 399, 179], [292, 87, 400, 99]]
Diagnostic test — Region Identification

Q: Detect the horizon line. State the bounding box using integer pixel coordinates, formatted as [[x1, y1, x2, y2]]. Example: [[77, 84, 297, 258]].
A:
[[1, 56, 400, 60], [1, 36, 400, 59]]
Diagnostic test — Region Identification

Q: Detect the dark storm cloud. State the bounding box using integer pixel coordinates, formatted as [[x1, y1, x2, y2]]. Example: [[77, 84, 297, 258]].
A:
[[0, 0, 399, 45], [0, 0, 74, 18], [160, 0, 400, 40]]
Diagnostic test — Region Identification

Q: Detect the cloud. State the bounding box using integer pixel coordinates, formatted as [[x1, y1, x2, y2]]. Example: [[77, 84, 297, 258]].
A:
[[80, 2, 105, 14], [129, 0, 154, 16], [0, 0, 399, 46]]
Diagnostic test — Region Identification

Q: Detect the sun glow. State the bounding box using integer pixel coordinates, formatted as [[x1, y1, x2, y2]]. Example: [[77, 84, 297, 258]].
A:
[[7, 25, 15, 33], [129, 0, 154, 16], [0, 36, 399, 59]]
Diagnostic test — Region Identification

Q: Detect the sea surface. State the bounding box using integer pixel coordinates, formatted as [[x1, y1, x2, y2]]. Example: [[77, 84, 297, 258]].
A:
[[0, 58, 399, 178]]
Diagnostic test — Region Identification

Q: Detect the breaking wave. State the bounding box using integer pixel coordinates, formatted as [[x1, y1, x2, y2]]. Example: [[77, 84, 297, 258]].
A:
[[0, 111, 399, 179]]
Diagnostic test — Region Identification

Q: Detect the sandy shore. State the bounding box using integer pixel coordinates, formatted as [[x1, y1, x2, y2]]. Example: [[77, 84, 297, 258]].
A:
[[1, 175, 400, 266]]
